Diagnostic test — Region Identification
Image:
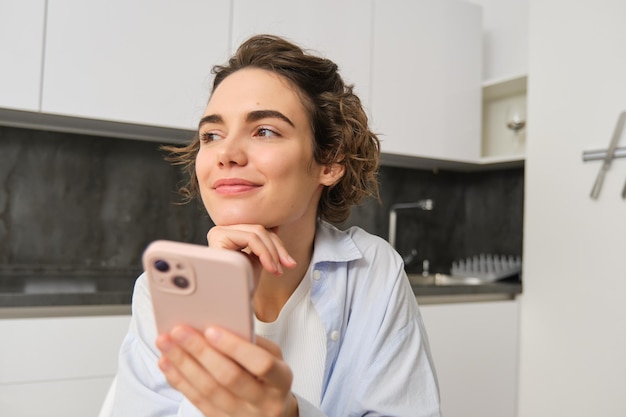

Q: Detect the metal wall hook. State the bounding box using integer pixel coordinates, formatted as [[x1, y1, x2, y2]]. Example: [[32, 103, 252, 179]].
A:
[[582, 147, 626, 162], [588, 111, 626, 199]]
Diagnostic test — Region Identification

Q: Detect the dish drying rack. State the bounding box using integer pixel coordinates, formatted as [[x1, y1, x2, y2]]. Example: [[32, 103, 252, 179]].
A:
[[450, 254, 522, 282]]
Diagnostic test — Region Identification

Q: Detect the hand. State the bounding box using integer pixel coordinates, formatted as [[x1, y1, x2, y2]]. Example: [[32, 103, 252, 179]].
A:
[[156, 325, 298, 417], [207, 224, 297, 279]]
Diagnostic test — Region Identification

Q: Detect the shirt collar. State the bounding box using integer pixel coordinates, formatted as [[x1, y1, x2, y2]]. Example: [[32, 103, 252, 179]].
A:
[[311, 220, 363, 265]]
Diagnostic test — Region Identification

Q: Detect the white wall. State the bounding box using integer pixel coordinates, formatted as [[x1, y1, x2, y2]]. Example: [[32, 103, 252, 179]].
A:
[[520, 1, 626, 416]]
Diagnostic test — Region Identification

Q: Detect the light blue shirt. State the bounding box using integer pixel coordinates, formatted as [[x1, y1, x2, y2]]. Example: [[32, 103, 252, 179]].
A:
[[112, 221, 441, 416]]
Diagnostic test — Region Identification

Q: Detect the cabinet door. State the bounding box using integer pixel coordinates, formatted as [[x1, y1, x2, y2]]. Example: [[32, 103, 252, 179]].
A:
[[466, 0, 528, 83], [231, 0, 372, 110], [0, 377, 112, 417], [0, 0, 46, 111], [0, 315, 130, 417], [0, 315, 130, 384], [371, 0, 482, 162], [41, 0, 231, 130], [420, 300, 519, 417]]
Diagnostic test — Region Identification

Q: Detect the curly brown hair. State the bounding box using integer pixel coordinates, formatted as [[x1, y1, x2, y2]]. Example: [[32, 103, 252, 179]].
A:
[[163, 34, 380, 224]]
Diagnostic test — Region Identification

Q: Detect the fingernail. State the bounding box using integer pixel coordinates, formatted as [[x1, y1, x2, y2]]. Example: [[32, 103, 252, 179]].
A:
[[275, 263, 283, 275], [157, 335, 173, 353], [206, 327, 222, 343], [159, 357, 172, 372], [172, 327, 192, 343]]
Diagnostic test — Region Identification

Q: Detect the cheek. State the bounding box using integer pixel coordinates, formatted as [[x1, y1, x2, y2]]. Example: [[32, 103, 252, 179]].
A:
[[256, 146, 313, 177], [195, 148, 212, 179]]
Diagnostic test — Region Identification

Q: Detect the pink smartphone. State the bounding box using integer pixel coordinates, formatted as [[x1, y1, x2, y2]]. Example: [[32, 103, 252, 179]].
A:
[[142, 240, 255, 342]]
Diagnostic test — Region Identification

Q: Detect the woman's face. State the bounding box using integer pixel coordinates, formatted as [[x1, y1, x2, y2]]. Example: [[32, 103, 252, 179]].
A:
[[196, 68, 340, 228]]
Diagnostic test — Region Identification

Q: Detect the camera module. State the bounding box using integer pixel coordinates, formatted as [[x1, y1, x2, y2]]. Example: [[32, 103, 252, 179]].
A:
[[172, 276, 190, 289], [154, 259, 170, 272]]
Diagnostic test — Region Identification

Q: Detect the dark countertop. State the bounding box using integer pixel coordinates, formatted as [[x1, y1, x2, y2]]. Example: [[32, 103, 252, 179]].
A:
[[0, 268, 522, 311], [412, 280, 522, 301], [0, 267, 139, 309], [409, 272, 522, 302]]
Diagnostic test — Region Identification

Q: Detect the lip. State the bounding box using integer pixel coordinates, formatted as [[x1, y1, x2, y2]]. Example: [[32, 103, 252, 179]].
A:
[[212, 178, 261, 195]]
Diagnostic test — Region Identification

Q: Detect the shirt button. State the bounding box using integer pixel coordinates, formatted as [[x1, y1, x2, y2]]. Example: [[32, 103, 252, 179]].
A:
[[330, 330, 340, 341], [313, 270, 321, 281]]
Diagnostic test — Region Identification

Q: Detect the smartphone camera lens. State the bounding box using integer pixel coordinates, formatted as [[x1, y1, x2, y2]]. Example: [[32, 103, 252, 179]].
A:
[[154, 259, 170, 272], [172, 276, 189, 289]]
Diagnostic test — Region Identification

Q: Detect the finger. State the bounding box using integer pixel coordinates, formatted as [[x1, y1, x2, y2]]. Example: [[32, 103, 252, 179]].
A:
[[237, 225, 296, 272], [266, 231, 297, 270], [158, 332, 250, 415], [244, 230, 284, 275], [158, 356, 226, 416], [156, 332, 223, 397], [208, 225, 280, 272], [208, 225, 285, 275], [253, 335, 284, 359], [267, 226, 297, 269], [205, 327, 293, 389], [244, 226, 296, 268], [170, 326, 266, 404]]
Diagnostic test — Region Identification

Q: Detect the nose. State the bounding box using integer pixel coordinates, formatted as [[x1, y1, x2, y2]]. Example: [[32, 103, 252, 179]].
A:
[[216, 135, 248, 167]]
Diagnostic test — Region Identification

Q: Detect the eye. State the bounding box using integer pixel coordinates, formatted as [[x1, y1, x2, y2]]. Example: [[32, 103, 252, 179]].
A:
[[199, 132, 222, 143], [255, 127, 280, 138]]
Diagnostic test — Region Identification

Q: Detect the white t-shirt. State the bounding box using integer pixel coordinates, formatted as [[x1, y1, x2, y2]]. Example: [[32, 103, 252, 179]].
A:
[[254, 267, 327, 406]]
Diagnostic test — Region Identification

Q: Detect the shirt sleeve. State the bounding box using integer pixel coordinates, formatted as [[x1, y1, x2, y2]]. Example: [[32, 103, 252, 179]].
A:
[[111, 274, 203, 417], [356, 273, 442, 417]]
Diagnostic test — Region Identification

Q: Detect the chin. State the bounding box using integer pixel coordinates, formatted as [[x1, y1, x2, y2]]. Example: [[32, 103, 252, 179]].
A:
[[211, 212, 272, 228]]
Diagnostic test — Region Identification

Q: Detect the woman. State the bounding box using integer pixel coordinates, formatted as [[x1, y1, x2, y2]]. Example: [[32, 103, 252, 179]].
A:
[[112, 34, 441, 417]]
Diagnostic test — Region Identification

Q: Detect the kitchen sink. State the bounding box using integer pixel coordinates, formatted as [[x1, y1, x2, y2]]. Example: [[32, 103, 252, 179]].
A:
[[407, 273, 486, 286]]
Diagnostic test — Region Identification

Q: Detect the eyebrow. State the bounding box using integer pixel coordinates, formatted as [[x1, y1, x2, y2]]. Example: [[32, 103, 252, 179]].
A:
[[198, 110, 295, 130], [247, 110, 295, 127], [198, 114, 223, 129]]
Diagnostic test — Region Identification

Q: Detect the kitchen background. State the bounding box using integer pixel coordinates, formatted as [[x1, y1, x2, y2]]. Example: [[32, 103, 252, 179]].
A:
[[12, 0, 626, 416], [0, 125, 523, 278]]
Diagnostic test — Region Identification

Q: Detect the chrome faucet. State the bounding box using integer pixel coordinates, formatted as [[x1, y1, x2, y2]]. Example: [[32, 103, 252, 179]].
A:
[[388, 199, 434, 250], [388, 199, 434, 273]]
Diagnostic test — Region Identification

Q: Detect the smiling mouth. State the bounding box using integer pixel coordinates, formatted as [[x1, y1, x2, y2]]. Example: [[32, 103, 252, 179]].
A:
[[212, 179, 260, 195], [215, 184, 258, 194]]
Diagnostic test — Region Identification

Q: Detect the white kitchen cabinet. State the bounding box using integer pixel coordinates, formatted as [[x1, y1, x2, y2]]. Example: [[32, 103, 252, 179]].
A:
[[0, 377, 113, 417], [231, 0, 373, 111], [371, 0, 483, 163], [0, 0, 46, 112], [419, 299, 519, 417], [41, 0, 231, 130], [0, 314, 131, 417], [465, 0, 528, 164], [465, 0, 528, 83]]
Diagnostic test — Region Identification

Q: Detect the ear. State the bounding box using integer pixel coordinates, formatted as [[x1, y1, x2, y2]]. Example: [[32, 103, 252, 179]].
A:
[[319, 163, 345, 187]]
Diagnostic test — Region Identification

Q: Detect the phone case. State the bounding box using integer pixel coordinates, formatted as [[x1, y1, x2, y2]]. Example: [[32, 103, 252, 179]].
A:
[[142, 240, 254, 341]]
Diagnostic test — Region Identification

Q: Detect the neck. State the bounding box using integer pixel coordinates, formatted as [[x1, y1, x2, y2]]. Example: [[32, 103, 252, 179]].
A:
[[253, 219, 318, 322]]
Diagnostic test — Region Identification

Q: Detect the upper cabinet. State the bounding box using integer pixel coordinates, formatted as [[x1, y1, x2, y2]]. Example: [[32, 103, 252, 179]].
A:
[[466, 0, 528, 163], [41, 0, 231, 130], [0, 0, 46, 112], [230, 0, 373, 111], [370, 0, 483, 163], [466, 0, 528, 84], [1, 0, 492, 165]]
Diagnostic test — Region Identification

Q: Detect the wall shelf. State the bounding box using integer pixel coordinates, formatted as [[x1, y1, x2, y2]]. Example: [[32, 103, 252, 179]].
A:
[[483, 74, 528, 100], [481, 74, 527, 162]]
